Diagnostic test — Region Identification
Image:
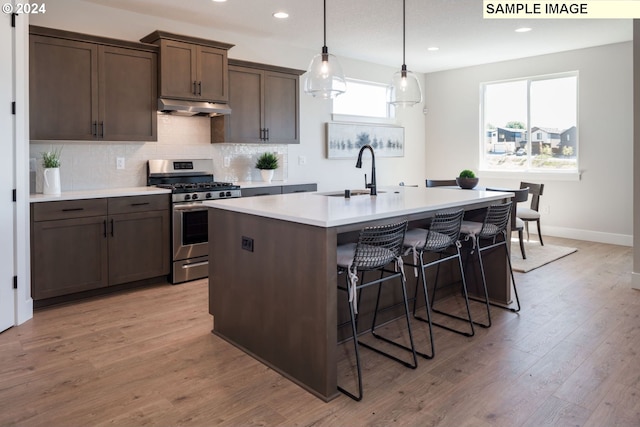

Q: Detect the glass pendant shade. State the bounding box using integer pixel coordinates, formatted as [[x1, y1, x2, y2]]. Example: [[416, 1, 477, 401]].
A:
[[304, 47, 347, 99], [389, 0, 422, 107], [389, 65, 422, 107]]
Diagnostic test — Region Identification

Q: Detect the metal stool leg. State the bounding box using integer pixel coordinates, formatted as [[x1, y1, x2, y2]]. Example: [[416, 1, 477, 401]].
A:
[[410, 255, 435, 359], [366, 271, 419, 368], [337, 275, 363, 401], [469, 238, 521, 314], [429, 247, 475, 337]]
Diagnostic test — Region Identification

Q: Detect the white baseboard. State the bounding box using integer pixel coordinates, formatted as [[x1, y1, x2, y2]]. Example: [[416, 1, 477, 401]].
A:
[[633, 272, 640, 291], [542, 225, 633, 247]]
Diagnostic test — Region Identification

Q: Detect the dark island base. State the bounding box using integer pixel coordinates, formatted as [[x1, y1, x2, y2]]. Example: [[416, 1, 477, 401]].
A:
[[208, 200, 511, 401]]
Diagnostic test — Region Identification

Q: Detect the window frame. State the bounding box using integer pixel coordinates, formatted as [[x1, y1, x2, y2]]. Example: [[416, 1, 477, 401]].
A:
[[331, 77, 394, 122], [479, 71, 580, 180]]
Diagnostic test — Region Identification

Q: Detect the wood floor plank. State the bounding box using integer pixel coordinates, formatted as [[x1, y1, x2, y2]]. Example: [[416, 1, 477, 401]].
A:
[[1, 237, 639, 426]]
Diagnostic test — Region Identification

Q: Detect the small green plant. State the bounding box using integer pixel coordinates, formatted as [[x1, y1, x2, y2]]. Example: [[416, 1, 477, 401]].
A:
[[255, 152, 279, 170], [42, 146, 62, 168], [458, 169, 476, 178]]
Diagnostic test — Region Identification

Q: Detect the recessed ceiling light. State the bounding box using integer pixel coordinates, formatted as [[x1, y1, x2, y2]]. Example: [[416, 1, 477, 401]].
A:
[[273, 11, 289, 19], [515, 27, 532, 33], [427, 47, 439, 52], [212, 0, 227, 2]]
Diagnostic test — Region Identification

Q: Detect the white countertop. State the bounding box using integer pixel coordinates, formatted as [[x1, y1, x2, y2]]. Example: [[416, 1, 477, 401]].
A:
[[204, 186, 512, 228], [29, 186, 171, 203]]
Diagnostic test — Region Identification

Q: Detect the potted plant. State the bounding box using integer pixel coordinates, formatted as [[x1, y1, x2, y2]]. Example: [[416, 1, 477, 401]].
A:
[[255, 152, 279, 183], [456, 169, 479, 189], [42, 146, 62, 195]]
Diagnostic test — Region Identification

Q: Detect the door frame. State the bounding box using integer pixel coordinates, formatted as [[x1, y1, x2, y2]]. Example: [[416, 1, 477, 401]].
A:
[[0, 5, 15, 332], [11, 8, 33, 327]]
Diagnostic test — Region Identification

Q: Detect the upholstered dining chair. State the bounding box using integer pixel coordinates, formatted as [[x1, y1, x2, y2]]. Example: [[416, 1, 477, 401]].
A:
[[517, 182, 545, 246]]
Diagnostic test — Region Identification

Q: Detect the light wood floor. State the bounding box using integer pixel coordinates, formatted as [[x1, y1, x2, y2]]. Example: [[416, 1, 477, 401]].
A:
[[1, 237, 639, 426]]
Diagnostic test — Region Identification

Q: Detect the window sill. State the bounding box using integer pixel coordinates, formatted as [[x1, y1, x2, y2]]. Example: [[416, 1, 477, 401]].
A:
[[478, 170, 581, 182]]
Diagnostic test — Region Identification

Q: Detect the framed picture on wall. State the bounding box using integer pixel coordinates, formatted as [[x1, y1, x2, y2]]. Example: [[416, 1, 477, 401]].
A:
[[326, 122, 404, 159]]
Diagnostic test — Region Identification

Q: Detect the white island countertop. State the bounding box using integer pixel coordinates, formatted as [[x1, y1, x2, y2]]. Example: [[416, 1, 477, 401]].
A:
[[204, 186, 512, 228]]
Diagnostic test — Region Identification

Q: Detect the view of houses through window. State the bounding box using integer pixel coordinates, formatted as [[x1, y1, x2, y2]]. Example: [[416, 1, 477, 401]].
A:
[[481, 72, 578, 172]]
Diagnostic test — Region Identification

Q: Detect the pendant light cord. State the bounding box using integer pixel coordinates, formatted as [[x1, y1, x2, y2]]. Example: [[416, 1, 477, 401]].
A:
[[323, 0, 327, 49], [402, 0, 406, 68]]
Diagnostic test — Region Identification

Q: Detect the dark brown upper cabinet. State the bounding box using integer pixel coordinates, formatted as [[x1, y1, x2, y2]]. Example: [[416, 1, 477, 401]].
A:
[[29, 26, 158, 141], [141, 31, 234, 103], [212, 60, 304, 144]]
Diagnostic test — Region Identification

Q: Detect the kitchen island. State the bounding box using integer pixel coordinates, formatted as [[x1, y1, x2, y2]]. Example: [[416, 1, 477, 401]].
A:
[[205, 186, 512, 401]]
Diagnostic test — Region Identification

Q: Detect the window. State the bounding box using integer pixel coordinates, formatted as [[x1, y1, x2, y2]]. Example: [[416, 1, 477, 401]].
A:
[[332, 78, 391, 119], [481, 73, 578, 172]]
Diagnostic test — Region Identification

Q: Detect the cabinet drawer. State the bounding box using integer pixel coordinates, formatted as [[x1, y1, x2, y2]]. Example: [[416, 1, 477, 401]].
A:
[[282, 184, 317, 194], [32, 199, 108, 222], [108, 194, 170, 214]]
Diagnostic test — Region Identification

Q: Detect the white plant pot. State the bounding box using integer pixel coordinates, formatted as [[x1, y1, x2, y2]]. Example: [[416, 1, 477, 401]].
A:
[[43, 167, 61, 195], [260, 169, 275, 183]]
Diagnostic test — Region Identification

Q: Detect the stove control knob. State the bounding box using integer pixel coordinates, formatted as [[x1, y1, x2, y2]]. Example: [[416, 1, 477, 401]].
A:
[[205, 192, 212, 199], [219, 191, 225, 198], [192, 193, 199, 200], [184, 194, 191, 201], [225, 191, 232, 197]]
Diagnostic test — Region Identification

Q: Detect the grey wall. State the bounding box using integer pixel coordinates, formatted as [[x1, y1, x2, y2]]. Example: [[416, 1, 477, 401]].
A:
[[424, 42, 633, 246]]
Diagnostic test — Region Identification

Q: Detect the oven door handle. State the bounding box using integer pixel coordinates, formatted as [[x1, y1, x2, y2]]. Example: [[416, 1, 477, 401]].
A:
[[173, 202, 207, 212]]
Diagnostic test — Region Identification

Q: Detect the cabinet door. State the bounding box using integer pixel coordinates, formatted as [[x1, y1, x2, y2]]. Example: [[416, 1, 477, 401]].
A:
[[227, 65, 264, 143], [108, 210, 170, 286], [158, 39, 197, 100], [31, 216, 108, 299], [197, 45, 228, 102], [99, 46, 157, 141], [264, 71, 300, 144], [29, 35, 98, 140]]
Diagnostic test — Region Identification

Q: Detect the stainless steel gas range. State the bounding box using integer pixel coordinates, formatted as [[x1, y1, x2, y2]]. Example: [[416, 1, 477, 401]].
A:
[[147, 159, 241, 284]]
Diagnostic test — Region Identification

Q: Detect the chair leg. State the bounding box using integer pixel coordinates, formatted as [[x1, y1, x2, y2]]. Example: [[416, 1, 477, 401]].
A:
[[408, 257, 435, 359], [471, 247, 492, 328], [524, 222, 530, 241], [337, 276, 363, 401], [518, 229, 526, 259], [536, 219, 544, 246], [430, 249, 475, 337], [364, 272, 419, 369]]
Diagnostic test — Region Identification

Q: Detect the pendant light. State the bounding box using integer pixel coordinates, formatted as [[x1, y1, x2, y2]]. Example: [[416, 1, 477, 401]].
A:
[[303, 0, 346, 99], [389, 0, 422, 107]]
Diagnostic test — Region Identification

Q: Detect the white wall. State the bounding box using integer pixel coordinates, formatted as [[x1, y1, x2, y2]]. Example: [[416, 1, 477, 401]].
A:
[[424, 42, 633, 245], [29, 0, 427, 193]]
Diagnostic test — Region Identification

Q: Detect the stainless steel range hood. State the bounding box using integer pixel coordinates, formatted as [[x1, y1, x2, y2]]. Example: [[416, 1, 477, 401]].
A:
[[158, 98, 231, 117]]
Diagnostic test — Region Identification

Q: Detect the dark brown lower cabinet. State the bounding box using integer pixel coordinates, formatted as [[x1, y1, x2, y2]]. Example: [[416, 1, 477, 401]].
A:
[[32, 214, 109, 299], [31, 194, 170, 300], [108, 210, 169, 285]]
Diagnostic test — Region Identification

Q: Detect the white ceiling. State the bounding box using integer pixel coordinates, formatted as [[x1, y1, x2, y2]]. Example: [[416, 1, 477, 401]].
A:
[[84, 0, 632, 73]]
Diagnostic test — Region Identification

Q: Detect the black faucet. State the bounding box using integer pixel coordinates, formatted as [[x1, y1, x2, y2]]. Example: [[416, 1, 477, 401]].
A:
[[356, 144, 377, 196]]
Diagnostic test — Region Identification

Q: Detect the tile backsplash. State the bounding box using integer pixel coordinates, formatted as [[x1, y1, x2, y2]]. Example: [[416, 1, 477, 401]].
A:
[[30, 114, 288, 193]]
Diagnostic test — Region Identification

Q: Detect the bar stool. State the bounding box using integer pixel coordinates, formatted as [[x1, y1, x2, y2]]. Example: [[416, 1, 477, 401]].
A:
[[404, 208, 475, 340], [460, 201, 520, 329], [336, 220, 417, 401]]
